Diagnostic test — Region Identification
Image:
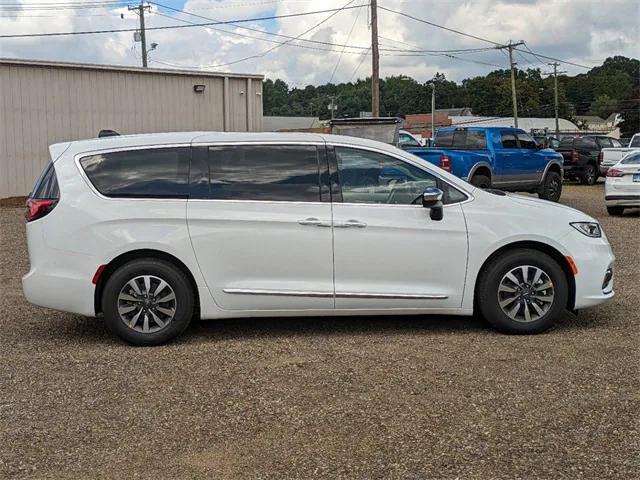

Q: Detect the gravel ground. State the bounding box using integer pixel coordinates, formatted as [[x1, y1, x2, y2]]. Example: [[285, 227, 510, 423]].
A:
[[1, 184, 638, 479]]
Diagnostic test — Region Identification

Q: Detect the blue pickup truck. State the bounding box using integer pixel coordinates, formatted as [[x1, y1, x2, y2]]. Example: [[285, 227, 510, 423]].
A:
[[405, 127, 565, 202]]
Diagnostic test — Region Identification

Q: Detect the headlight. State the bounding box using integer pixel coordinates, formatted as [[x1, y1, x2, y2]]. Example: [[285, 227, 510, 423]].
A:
[[570, 222, 602, 238]]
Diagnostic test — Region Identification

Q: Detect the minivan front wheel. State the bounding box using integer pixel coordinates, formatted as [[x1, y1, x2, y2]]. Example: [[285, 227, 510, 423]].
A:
[[476, 249, 568, 334], [102, 258, 194, 346]]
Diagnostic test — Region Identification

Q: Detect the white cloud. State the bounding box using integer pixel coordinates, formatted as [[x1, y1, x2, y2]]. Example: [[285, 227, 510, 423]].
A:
[[0, 0, 638, 86]]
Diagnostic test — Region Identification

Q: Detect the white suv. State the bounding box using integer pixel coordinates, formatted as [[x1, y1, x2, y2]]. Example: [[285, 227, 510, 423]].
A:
[[23, 132, 615, 345]]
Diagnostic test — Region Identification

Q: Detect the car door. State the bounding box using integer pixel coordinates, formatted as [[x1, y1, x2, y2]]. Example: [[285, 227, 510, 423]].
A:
[[329, 145, 469, 310], [516, 132, 546, 184], [186, 143, 334, 311], [494, 130, 521, 185]]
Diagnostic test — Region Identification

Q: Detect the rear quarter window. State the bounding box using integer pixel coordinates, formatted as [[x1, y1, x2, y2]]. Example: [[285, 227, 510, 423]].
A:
[[31, 163, 59, 199], [79, 147, 190, 198]]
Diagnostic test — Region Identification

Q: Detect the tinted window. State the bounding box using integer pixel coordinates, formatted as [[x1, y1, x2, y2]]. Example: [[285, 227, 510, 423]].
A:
[[559, 137, 575, 148], [465, 130, 487, 149], [576, 137, 597, 149], [517, 133, 537, 149], [31, 163, 59, 199], [208, 145, 320, 202], [598, 138, 612, 148], [501, 132, 518, 148], [435, 130, 453, 147], [335, 147, 466, 205], [80, 148, 189, 198], [630, 136, 640, 148], [611, 139, 622, 148]]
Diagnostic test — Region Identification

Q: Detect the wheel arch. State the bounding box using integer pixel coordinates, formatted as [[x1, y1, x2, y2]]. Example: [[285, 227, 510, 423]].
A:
[[474, 240, 576, 311], [94, 249, 200, 317], [467, 162, 492, 181]]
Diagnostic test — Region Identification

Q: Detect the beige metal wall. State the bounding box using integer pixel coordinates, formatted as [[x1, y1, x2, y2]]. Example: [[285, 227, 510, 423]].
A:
[[0, 60, 263, 198]]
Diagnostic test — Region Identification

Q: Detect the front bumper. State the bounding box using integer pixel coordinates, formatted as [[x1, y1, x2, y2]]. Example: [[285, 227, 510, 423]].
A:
[[560, 229, 615, 309]]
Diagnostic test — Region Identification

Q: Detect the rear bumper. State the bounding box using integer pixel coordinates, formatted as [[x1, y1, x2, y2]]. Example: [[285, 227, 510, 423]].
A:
[[22, 221, 97, 317], [605, 195, 640, 207]]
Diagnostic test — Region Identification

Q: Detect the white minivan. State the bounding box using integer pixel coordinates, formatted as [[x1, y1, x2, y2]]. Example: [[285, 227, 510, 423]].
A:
[[23, 132, 615, 345]]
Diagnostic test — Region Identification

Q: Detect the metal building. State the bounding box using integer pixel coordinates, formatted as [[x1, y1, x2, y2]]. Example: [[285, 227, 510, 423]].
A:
[[0, 58, 264, 198]]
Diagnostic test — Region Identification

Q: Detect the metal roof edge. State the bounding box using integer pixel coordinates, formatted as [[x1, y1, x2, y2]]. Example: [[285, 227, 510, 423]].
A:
[[0, 57, 264, 79]]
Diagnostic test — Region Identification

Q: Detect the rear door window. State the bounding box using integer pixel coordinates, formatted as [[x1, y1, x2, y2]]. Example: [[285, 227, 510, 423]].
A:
[[576, 137, 597, 150], [501, 132, 518, 148], [80, 147, 190, 198], [207, 145, 321, 202], [464, 130, 487, 149]]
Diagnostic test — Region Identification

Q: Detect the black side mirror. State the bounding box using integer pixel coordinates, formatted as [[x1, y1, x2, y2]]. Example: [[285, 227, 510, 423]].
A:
[[421, 187, 444, 221]]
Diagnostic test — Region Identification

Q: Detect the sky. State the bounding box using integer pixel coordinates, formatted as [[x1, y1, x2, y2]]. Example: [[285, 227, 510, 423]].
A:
[[0, 0, 638, 87]]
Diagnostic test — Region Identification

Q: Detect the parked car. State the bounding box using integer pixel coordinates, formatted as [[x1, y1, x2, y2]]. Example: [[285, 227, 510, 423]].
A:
[[556, 135, 622, 185], [23, 132, 614, 345], [605, 150, 640, 215], [405, 127, 564, 202], [600, 133, 640, 176], [398, 130, 426, 149]]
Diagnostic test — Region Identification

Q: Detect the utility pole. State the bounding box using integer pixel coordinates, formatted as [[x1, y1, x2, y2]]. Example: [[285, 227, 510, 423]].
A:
[[328, 96, 337, 119], [497, 41, 525, 127], [430, 80, 436, 140], [370, 0, 380, 117], [548, 62, 566, 136], [129, 1, 151, 67]]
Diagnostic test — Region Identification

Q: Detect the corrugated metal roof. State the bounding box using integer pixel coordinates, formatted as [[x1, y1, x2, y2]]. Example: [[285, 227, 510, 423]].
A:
[[0, 57, 263, 79]]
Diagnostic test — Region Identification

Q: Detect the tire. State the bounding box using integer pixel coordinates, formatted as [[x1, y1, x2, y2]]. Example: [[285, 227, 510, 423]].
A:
[[607, 206, 625, 216], [102, 258, 194, 346], [580, 164, 597, 185], [470, 174, 491, 189], [538, 171, 562, 202], [476, 248, 568, 334]]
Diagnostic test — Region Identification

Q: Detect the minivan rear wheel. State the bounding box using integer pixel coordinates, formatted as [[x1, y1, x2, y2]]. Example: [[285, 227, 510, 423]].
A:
[[476, 249, 568, 334], [102, 258, 194, 346]]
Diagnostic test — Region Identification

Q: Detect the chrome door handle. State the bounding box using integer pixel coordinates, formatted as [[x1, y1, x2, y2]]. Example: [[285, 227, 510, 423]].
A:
[[335, 219, 367, 228], [298, 217, 331, 227]]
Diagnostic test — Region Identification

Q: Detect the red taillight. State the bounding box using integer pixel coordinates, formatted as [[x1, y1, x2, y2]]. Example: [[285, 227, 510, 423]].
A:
[[25, 198, 57, 222], [439, 154, 452, 172], [598, 150, 603, 163], [571, 149, 579, 162], [607, 168, 624, 177]]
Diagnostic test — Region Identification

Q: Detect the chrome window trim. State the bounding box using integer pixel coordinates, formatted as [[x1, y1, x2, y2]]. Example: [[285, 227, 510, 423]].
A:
[[327, 142, 474, 206], [223, 288, 448, 300], [74, 143, 192, 202]]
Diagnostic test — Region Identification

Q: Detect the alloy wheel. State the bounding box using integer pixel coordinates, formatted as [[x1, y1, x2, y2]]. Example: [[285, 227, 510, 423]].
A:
[[497, 265, 555, 323], [117, 275, 177, 333]]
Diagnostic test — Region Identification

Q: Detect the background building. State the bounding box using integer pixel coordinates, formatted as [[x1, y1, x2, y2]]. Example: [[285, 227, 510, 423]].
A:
[[0, 58, 263, 198]]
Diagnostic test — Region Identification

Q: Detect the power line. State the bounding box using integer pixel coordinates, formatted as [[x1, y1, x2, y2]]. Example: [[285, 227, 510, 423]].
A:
[[378, 5, 595, 70], [150, 2, 499, 55], [327, 0, 363, 84], [0, 4, 365, 38]]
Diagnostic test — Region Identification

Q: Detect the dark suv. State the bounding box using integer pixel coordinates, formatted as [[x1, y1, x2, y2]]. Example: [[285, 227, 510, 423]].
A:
[[557, 135, 622, 185]]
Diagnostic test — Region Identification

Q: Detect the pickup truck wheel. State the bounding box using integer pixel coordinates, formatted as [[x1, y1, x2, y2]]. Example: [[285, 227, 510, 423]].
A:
[[580, 164, 597, 185], [470, 174, 491, 188], [538, 171, 562, 202]]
